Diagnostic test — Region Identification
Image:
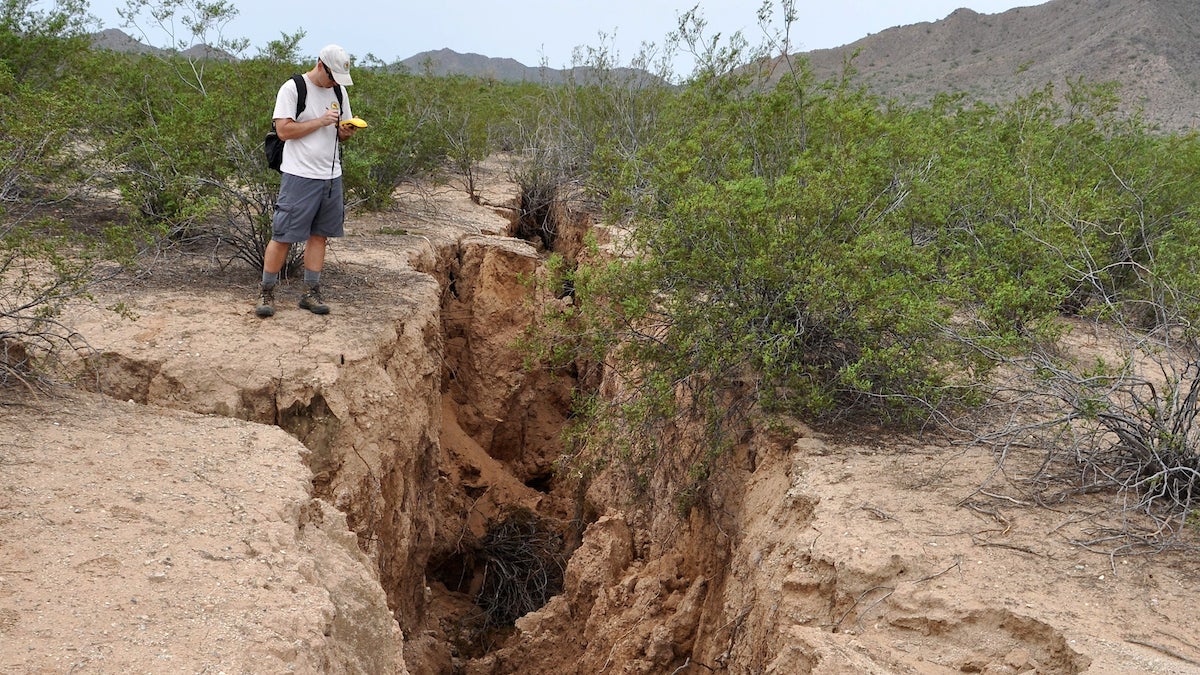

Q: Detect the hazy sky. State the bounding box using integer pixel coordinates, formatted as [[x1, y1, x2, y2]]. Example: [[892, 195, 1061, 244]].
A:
[[85, 1, 1050, 72]]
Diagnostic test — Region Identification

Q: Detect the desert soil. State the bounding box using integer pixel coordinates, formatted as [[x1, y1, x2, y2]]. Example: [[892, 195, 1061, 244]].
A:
[[1, 161, 1199, 674]]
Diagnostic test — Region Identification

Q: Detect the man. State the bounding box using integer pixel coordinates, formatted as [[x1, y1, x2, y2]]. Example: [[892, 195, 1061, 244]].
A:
[[256, 44, 359, 318]]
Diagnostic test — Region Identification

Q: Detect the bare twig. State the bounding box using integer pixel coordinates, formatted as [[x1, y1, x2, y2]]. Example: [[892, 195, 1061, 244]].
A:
[[1124, 637, 1200, 668], [913, 557, 963, 584], [832, 585, 894, 633], [968, 534, 1045, 557], [859, 503, 895, 521]]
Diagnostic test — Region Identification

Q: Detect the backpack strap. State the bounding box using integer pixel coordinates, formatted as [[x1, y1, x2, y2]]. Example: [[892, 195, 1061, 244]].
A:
[[291, 73, 307, 118], [331, 84, 345, 175]]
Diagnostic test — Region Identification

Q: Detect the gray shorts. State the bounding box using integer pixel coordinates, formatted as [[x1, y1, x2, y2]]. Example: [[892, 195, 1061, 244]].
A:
[[271, 174, 346, 243]]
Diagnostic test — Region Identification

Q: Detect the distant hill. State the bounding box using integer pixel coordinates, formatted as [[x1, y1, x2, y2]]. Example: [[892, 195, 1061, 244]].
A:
[[91, 28, 159, 55], [800, 0, 1200, 131], [396, 48, 664, 86], [398, 48, 549, 82], [90, 27, 236, 61], [90, 0, 1200, 131], [88, 32, 656, 86]]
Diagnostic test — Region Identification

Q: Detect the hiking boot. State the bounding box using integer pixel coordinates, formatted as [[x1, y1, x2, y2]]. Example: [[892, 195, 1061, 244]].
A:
[[255, 284, 276, 318], [299, 284, 330, 315]]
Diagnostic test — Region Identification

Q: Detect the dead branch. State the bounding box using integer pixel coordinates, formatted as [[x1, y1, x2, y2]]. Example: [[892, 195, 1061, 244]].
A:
[[1124, 637, 1200, 668]]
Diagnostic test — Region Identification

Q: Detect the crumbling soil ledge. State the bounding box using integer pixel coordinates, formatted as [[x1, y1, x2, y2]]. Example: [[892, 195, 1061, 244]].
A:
[[0, 389, 406, 673]]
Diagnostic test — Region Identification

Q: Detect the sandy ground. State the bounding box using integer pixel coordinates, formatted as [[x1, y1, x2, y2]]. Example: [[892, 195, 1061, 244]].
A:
[[784, 431, 1200, 674]]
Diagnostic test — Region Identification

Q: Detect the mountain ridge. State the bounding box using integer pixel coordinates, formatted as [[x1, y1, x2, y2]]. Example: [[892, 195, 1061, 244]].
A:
[[398, 47, 545, 81], [91, 0, 1200, 130], [800, 0, 1200, 129]]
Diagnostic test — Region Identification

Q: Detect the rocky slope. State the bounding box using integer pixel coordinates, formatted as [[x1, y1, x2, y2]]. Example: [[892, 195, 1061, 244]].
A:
[[802, 0, 1200, 131]]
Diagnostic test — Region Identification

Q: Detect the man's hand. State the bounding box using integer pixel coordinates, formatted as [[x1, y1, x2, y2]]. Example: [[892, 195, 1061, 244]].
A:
[[320, 108, 340, 126]]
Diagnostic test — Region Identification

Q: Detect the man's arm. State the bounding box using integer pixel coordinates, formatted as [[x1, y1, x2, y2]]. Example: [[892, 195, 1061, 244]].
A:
[[274, 107, 341, 141]]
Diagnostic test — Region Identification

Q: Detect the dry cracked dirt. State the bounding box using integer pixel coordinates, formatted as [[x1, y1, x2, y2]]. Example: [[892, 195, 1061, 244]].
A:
[[1, 160, 1199, 674]]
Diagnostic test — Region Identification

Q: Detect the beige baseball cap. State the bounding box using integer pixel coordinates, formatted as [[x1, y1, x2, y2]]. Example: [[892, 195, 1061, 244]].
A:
[[318, 44, 353, 86]]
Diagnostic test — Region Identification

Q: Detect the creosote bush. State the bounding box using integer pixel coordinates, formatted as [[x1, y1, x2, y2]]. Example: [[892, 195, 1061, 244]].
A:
[[523, 3, 1200, 547]]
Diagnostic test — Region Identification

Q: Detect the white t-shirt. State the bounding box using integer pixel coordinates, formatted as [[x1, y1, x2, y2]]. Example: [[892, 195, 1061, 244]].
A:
[[272, 74, 352, 179]]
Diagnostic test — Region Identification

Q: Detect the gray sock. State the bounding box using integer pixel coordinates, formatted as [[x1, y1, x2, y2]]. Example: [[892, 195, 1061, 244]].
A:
[[304, 269, 321, 288], [261, 271, 279, 288]]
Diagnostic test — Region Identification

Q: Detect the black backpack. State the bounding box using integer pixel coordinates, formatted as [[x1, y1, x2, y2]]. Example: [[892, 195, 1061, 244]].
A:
[[264, 74, 343, 172]]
